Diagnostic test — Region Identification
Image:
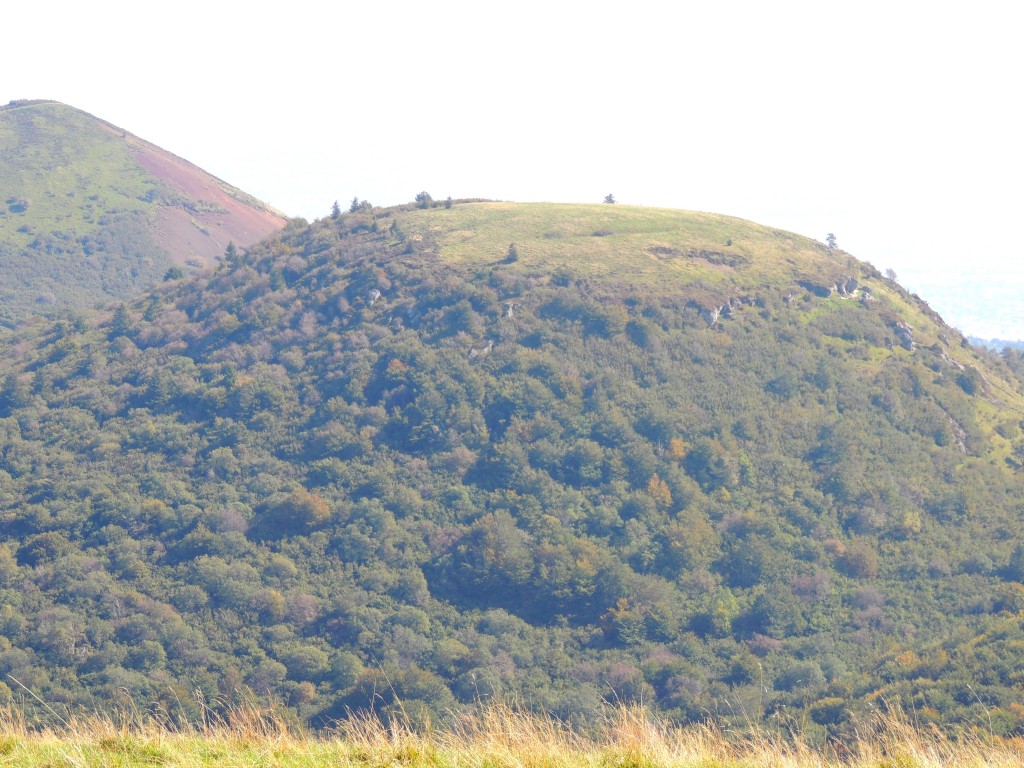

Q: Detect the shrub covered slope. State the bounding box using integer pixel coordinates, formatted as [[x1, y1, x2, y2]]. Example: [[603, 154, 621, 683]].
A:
[[2, 201, 1024, 736]]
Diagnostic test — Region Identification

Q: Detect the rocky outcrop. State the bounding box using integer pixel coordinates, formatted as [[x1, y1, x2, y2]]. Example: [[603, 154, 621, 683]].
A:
[[701, 305, 722, 327], [930, 343, 965, 371], [892, 321, 915, 351], [836, 276, 859, 296], [939, 406, 969, 454], [469, 339, 494, 360], [797, 276, 864, 299], [700, 296, 756, 327], [798, 280, 833, 298]]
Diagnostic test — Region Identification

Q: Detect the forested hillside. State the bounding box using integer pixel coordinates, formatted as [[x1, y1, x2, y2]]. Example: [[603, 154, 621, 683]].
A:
[[3, 201, 1024, 736]]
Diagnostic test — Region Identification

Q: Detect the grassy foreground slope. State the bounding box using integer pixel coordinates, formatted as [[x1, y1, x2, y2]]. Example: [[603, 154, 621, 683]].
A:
[[2, 703, 1022, 768], [4, 202, 1024, 735], [0, 100, 287, 326]]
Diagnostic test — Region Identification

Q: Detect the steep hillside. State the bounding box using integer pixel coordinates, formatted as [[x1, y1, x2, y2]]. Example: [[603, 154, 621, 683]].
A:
[[0, 100, 287, 326], [2, 202, 1024, 736]]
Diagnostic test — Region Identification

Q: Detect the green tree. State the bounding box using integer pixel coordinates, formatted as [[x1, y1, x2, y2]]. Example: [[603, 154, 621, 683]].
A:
[[331, 200, 341, 219], [1007, 543, 1024, 582], [709, 588, 739, 637], [256, 488, 331, 537]]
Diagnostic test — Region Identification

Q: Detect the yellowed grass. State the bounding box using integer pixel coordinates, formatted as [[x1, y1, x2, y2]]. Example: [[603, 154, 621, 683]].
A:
[[2, 701, 1023, 767], [399, 202, 855, 291]]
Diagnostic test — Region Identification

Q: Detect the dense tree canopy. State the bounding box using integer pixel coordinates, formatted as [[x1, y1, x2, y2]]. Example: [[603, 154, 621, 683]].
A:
[[2, 203, 1024, 738]]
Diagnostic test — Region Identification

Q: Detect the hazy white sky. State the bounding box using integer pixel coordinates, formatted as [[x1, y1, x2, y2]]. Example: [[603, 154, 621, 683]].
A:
[[4, 1, 1022, 336]]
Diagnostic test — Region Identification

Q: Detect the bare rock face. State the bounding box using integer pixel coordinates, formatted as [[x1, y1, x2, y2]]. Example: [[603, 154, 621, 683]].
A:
[[893, 321, 916, 351]]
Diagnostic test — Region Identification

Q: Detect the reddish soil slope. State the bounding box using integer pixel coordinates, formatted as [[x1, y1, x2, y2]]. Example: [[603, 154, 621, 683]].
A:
[[118, 127, 287, 267]]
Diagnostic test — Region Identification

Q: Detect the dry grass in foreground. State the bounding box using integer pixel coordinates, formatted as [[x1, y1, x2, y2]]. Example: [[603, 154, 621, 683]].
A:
[[1, 701, 1023, 767]]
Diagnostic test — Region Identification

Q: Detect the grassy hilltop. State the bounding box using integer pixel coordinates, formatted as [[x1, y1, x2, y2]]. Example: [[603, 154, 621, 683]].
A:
[[403, 202, 855, 286], [0, 100, 286, 326], [3, 200, 1024, 738]]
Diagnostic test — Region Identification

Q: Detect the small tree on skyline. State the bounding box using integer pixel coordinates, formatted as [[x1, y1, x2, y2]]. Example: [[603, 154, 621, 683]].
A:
[[331, 200, 341, 219], [604, 194, 617, 204]]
